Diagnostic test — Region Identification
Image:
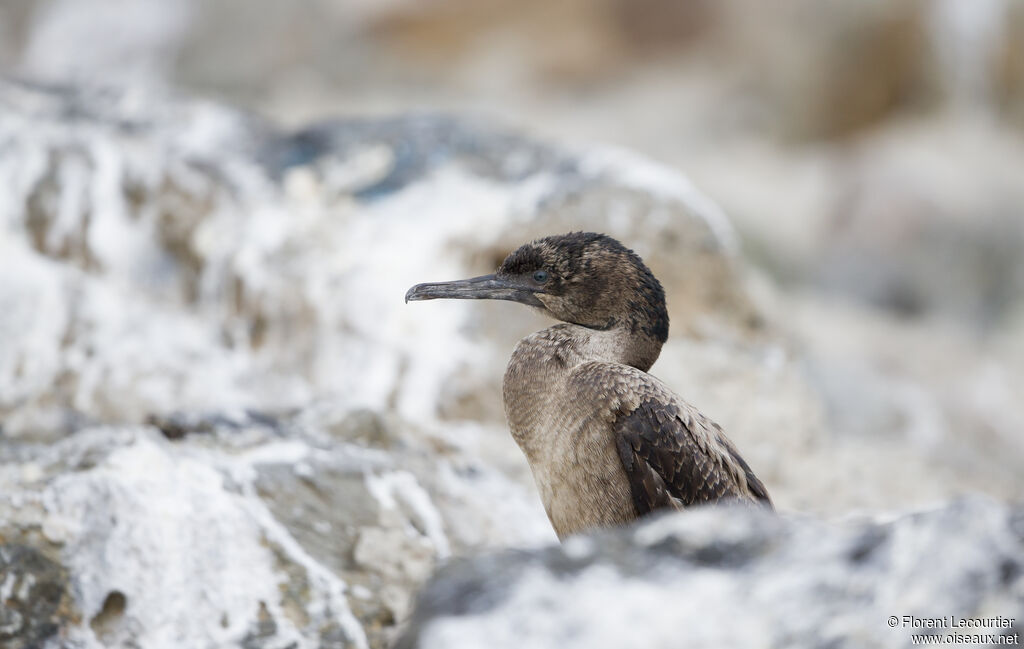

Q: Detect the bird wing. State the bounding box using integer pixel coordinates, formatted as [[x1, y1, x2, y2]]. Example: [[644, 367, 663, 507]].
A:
[[568, 361, 772, 516]]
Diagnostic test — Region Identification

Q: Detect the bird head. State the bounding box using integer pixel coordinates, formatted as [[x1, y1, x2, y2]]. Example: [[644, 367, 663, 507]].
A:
[[406, 232, 668, 343]]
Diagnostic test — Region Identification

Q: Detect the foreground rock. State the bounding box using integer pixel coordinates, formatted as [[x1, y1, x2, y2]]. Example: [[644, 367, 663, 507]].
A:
[[0, 413, 553, 649], [397, 499, 1024, 649]]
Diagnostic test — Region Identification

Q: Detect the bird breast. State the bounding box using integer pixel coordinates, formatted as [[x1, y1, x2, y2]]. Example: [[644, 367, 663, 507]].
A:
[[502, 327, 638, 538]]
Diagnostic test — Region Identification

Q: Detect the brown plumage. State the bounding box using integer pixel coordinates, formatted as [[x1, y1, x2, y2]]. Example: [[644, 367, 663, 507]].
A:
[[406, 232, 771, 539]]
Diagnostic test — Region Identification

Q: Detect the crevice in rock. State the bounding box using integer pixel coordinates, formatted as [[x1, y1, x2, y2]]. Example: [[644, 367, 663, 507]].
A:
[[89, 590, 127, 642]]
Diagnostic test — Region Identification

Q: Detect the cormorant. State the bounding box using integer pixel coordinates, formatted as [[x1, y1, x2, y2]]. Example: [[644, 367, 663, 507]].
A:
[[406, 232, 772, 539]]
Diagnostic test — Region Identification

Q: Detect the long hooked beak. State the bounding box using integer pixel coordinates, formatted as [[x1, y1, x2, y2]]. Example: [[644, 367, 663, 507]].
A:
[[405, 273, 543, 307]]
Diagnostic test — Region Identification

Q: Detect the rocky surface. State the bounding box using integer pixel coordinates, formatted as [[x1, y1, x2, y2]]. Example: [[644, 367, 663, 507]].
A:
[[0, 413, 549, 649], [0, 79, 751, 440], [0, 67, 1021, 649], [3, 4, 1023, 648], [397, 498, 1024, 649]]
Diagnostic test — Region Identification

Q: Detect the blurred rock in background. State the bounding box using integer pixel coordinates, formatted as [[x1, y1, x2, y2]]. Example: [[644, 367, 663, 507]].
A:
[[0, 1, 1022, 647]]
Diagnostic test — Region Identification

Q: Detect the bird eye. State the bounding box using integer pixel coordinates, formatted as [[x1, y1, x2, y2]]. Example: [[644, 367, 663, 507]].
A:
[[533, 270, 549, 283]]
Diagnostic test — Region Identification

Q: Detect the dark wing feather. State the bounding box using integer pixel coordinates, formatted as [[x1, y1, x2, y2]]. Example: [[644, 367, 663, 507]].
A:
[[614, 398, 773, 516], [715, 427, 773, 505]]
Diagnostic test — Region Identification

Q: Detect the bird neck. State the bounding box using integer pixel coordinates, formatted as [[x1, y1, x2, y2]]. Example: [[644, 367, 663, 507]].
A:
[[571, 322, 663, 372]]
